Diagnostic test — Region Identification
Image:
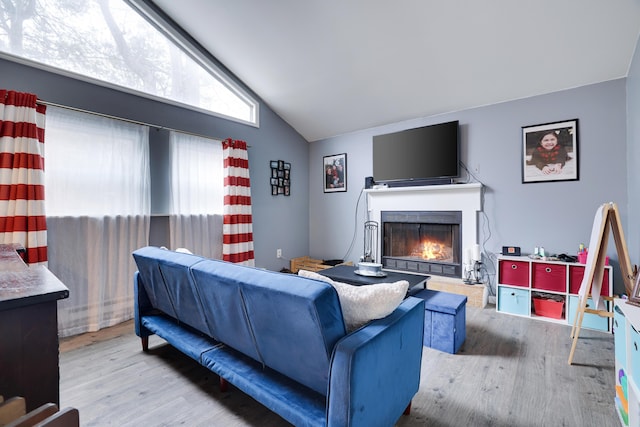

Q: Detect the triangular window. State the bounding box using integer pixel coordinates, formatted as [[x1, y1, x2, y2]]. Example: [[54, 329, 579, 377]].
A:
[[0, 0, 258, 126]]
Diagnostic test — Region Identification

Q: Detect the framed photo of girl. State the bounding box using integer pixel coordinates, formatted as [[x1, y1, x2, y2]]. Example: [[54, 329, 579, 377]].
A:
[[323, 153, 347, 193], [522, 119, 579, 184]]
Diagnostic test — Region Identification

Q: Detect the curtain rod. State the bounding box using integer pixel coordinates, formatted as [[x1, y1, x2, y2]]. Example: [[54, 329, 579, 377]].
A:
[[38, 100, 246, 145]]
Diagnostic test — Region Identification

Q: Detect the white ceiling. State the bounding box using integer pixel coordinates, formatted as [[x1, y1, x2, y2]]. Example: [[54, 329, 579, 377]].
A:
[[152, 0, 640, 142]]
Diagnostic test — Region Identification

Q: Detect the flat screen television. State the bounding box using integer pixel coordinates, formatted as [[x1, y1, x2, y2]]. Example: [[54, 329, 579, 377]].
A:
[[372, 120, 459, 186]]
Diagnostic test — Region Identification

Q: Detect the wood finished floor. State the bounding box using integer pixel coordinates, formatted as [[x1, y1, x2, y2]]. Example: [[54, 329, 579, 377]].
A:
[[59, 305, 616, 427]]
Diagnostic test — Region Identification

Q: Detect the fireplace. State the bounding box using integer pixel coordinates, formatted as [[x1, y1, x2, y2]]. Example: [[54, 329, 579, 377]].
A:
[[381, 211, 462, 278], [365, 183, 482, 280]]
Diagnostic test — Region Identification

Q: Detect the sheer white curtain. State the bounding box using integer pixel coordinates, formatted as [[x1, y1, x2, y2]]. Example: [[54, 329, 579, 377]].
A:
[[169, 131, 223, 259], [45, 106, 150, 337]]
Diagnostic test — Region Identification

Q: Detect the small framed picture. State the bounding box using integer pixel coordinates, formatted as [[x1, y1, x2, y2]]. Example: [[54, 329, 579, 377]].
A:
[[628, 273, 640, 307], [522, 119, 579, 183], [323, 153, 347, 193], [269, 159, 292, 196]]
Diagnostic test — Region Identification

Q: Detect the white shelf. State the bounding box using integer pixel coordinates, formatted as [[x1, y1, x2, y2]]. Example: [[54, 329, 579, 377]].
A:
[[496, 255, 613, 331]]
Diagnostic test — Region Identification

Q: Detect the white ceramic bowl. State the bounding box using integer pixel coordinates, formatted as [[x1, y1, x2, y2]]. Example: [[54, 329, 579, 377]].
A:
[[358, 262, 383, 275]]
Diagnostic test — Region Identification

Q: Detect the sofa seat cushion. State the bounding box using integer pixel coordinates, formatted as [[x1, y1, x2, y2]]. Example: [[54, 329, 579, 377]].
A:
[[201, 345, 326, 427], [142, 314, 219, 361], [298, 270, 409, 331]]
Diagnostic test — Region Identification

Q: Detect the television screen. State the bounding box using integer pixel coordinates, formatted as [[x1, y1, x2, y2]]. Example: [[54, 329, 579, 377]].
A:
[[372, 120, 459, 184]]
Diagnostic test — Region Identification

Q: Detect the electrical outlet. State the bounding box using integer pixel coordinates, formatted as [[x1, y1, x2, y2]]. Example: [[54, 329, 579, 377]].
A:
[[276, 248, 282, 258]]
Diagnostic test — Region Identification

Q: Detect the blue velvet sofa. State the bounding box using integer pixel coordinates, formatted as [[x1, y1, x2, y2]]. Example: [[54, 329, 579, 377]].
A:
[[132, 246, 425, 427]]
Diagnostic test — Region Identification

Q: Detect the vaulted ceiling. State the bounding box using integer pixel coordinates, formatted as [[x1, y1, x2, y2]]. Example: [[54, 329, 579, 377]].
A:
[[151, 0, 640, 142]]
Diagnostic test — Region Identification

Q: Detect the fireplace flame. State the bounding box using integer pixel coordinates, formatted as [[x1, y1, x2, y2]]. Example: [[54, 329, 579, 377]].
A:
[[411, 239, 451, 261], [422, 241, 444, 260]]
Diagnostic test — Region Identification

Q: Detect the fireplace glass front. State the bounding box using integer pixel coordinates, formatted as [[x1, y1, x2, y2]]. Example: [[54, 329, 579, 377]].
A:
[[381, 211, 462, 278]]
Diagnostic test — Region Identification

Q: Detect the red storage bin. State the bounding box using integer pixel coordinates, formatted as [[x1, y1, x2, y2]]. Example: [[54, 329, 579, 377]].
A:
[[568, 265, 610, 296], [499, 260, 529, 287], [532, 296, 564, 319], [531, 263, 566, 292]]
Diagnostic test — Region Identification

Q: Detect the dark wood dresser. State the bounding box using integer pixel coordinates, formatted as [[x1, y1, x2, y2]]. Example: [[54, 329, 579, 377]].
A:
[[0, 244, 69, 411]]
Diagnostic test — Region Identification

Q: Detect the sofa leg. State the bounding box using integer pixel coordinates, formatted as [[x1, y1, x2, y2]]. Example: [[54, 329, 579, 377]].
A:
[[141, 336, 149, 352], [219, 377, 228, 392], [403, 401, 412, 415]]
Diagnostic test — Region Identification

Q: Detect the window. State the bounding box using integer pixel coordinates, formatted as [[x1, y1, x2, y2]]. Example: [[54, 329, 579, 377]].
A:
[[0, 0, 258, 125], [45, 106, 150, 216], [169, 131, 223, 215]]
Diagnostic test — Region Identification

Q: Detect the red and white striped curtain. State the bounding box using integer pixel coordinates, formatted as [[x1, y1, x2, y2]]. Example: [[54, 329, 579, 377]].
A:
[[222, 138, 254, 266], [0, 90, 47, 265]]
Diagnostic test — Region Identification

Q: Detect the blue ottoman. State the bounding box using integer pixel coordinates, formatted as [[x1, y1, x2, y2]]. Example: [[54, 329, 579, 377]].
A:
[[413, 289, 467, 354]]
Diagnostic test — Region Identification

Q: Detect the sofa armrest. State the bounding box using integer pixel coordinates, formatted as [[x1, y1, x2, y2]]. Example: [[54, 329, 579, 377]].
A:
[[134, 271, 154, 340], [326, 297, 424, 427]]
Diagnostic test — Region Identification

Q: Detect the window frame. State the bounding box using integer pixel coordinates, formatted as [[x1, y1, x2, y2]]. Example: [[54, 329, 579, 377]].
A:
[[125, 0, 260, 127], [0, 0, 260, 128]]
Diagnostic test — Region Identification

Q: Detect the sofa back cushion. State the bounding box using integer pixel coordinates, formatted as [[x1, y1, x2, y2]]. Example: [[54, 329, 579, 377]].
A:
[[188, 259, 263, 362], [132, 247, 212, 336], [191, 259, 346, 395]]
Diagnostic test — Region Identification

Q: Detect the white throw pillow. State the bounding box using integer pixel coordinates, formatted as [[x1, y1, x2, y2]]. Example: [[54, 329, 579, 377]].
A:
[[298, 269, 409, 332]]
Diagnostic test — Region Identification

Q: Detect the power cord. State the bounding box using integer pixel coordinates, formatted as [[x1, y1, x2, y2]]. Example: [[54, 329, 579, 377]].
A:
[[342, 186, 366, 261], [460, 161, 496, 297]]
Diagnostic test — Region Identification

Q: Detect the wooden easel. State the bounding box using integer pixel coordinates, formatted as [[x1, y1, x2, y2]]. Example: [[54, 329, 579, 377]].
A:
[[568, 202, 634, 365]]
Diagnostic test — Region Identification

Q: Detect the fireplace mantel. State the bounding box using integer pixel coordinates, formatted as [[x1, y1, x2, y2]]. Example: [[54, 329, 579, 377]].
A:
[[364, 182, 482, 199], [365, 183, 483, 279]]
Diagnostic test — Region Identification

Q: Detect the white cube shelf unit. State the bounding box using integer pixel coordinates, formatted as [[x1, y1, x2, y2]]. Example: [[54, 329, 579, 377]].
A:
[[496, 255, 613, 332]]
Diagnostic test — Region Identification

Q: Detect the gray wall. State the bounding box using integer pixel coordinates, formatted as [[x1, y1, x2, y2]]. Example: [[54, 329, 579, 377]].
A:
[[310, 79, 629, 294], [0, 57, 310, 271], [627, 36, 640, 266], [3, 38, 638, 287]]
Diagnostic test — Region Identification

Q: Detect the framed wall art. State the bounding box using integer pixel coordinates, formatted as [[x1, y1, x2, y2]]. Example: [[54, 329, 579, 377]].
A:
[[323, 153, 347, 193], [522, 119, 579, 184], [629, 271, 640, 307], [270, 160, 290, 196]]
